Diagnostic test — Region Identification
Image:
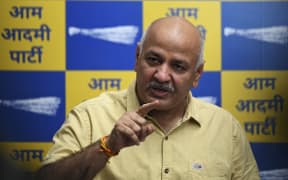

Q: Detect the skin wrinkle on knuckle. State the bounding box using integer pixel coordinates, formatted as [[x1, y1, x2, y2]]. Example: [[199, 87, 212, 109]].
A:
[[128, 132, 139, 144], [129, 113, 138, 123], [126, 120, 141, 133], [125, 126, 136, 137], [135, 120, 145, 127], [130, 113, 145, 125], [131, 124, 141, 133], [116, 125, 125, 135], [122, 119, 133, 128]]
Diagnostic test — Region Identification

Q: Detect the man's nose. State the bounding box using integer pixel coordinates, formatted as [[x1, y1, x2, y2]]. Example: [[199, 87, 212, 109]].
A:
[[154, 64, 171, 82]]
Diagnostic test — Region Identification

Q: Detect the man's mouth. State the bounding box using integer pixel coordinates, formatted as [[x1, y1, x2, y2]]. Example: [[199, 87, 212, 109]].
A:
[[150, 87, 170, 97], [147, 81, 175, 98]]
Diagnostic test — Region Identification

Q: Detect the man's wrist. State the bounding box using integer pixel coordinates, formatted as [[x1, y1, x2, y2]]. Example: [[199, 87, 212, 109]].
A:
[[98, 135, 119, 158]]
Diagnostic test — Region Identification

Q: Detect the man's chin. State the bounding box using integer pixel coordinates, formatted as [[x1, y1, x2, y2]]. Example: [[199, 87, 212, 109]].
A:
[[146, 98, 174, 110]]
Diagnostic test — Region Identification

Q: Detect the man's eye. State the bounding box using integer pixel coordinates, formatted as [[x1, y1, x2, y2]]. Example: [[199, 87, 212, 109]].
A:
[[146, 57, 160, 64], [173, 63, 186, 71]]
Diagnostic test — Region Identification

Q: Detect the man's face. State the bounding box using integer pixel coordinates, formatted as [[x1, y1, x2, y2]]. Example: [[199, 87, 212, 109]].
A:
[[134, 26, 202, 111]]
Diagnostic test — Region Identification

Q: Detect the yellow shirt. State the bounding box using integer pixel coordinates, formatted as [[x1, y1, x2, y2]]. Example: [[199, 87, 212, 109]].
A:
[[43, 81, 260, 180]]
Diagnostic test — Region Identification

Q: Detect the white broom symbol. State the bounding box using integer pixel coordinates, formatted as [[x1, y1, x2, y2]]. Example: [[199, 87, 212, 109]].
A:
[[197, 96, 217, 105], [224, 26, 288, 45], [68, 25, 139, 45], [260, 168, 288, 180], [0, 96, 61, 116]]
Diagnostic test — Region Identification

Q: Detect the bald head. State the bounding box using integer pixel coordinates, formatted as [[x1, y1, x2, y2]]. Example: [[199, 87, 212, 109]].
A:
[[138, 17, 204, 69]]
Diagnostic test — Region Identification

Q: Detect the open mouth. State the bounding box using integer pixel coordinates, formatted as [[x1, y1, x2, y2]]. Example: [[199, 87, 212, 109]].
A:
[[150, 87, 170, 98], [147, 81, 175, 98]]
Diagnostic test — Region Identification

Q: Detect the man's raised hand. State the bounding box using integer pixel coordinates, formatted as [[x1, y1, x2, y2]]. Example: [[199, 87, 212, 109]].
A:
[[107, 100, 159, 153]]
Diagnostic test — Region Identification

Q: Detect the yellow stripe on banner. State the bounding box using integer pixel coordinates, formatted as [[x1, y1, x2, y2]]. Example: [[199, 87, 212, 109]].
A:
[[0, 0, 65, 71], [66, 70, 136, 114], [222, 71, 288, 143], [143, 1, 221, 71], [0, 142, 53, 172]]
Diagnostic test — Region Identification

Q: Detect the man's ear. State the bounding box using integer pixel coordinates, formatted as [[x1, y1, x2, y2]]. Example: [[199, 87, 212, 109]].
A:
[[192, 63, 204, 88], [134, 43, 141, 71]]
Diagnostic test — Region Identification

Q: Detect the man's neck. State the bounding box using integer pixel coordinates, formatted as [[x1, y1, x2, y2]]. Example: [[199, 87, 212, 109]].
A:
[[149, 100, 188, 133]]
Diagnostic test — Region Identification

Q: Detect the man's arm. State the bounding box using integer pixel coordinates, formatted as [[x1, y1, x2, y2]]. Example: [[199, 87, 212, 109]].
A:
[[35, 100, 159, 180], [231, 118, 260, 180], [35, 140, 109, 180]]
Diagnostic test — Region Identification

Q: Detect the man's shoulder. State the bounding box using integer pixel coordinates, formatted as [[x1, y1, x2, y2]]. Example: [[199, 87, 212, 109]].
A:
[[191, 97, 244, 133], [192, 97, 235, 122], [192, 97, 226, 112], [73, 89, 128, 112]]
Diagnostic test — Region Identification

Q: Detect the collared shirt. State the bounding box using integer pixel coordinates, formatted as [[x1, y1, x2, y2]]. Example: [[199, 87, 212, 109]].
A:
[[43, 81, 260, 180]]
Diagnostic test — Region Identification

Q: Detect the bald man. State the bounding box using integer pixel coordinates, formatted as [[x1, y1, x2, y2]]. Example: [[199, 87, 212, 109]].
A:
[[36, 17, 260, 180]]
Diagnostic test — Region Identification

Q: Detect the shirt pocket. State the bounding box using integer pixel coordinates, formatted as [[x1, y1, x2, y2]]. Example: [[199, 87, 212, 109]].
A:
[[186, 158, 230, 180]]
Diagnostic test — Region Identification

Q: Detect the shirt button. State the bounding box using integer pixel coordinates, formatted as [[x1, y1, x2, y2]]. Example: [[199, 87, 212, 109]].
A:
[[164, 168, 169, 174], [165, 136, 168, 140]]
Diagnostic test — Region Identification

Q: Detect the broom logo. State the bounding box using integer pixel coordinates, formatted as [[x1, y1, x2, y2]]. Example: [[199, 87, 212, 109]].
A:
[[197, 96, 217, 105], [260, 168, 288, 179], [68, 25, 139, 45], [224, 26, 288, 45], [0, 96, 61, 116]]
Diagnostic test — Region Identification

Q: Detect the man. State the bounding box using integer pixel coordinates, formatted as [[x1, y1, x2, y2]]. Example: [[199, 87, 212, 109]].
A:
[[36, 16, 260, 179]]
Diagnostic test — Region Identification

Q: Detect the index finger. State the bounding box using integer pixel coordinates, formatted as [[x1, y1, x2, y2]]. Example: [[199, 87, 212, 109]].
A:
[[137, 100, 159, 117]]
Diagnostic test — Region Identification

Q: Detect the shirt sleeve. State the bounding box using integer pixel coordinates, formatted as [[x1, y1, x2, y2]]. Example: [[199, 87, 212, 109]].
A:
[[42, 108, 91, 166], [231, 117, 260, 180]]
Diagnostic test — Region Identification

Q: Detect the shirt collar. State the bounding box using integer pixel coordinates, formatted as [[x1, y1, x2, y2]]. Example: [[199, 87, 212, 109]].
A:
[[126, 81, 202, 126], [183, 93, 202, 127]]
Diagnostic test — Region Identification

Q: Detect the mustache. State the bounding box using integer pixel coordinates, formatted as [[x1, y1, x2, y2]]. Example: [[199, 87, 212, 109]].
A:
[[147, 81, 175, 93]]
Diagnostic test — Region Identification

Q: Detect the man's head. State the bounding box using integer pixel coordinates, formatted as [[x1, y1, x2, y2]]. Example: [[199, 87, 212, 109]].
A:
[[138, 18, 205, 71], [134, 16, 204, 111]]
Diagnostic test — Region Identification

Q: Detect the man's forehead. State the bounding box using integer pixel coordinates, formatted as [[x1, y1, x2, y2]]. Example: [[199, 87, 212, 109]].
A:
[[145, 23, 200, 50], [150, 16, 195, 27], [146, 17, 200, 43]]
